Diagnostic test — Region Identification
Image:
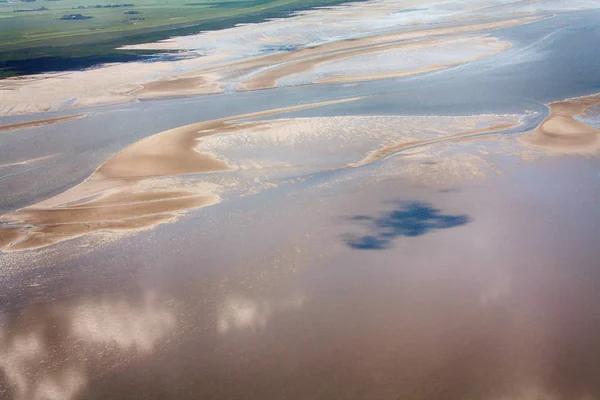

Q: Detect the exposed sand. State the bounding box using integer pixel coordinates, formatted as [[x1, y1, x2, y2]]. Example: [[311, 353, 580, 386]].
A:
[[0, 98, 358, 252], [235, 19, 535, 91], [195, 113, 521, 174], [238, 36, 507, 90], [0, 115, 83, 133], [2, 90, 598, 252], [352, 121, 521, 167], [0, 54, 227, 116], [0, 15, 542, 116], [132, 74, 222, 99], [520, 94, 600, 152]]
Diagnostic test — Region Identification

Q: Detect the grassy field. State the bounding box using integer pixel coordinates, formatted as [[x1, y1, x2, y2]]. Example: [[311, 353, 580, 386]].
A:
[[0, 0, 355, 77]]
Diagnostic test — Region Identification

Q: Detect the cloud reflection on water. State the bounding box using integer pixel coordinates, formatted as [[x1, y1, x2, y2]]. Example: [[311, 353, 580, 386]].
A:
[[71, 292, 175, 352], [0, 292, 175, 400], [217, 292, 305, 334]]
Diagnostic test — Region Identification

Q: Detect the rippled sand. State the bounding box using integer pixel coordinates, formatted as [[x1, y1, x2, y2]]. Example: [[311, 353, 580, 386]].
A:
[[0, 115, 83, 133]]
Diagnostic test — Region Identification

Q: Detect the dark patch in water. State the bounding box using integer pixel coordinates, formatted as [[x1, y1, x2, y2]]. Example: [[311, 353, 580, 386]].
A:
[[343, 201, 470, 249]]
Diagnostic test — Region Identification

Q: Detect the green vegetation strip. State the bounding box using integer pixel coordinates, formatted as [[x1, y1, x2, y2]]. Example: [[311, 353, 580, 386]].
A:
[[0, 0, 358, 77]]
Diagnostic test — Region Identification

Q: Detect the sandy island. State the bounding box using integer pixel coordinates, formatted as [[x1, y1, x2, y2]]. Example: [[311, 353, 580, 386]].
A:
[[520, 94, 600, 153], [0, 98, 358, 252]]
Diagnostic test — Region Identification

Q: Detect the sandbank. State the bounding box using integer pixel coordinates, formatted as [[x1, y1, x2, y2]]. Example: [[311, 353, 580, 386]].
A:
[[236, 18, 536, 90], [0, 115, 83, 133], [0, 97, 358, 252], [520, 94, 600, 153], [352, 121, 522, 167]]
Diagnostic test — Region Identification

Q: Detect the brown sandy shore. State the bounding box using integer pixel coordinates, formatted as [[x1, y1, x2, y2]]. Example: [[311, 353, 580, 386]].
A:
[[520, 94, 600, 152]]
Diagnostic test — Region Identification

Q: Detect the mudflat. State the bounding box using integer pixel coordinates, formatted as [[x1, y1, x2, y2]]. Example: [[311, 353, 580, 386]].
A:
[[1, 2, 600, 400]]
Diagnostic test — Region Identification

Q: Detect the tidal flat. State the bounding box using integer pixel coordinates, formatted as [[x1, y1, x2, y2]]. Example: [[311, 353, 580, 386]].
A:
[[1, 1, 600, 399]]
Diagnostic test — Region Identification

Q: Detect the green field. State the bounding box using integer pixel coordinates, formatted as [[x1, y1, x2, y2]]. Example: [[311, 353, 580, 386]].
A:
[[0, 0, 355, 77], [0, 0, 284, 48]]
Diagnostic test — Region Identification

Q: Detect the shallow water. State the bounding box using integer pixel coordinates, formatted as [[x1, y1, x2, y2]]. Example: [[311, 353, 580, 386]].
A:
[[1, 7, 600, 400]]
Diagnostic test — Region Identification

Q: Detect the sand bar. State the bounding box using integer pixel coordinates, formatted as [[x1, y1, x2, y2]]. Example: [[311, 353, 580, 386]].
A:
[[236, 18, 535, 90], [0, 98, 358, 252], [0, 115, 83, 133], [520, 94, 600, 152], [352, 121, 522, 167]]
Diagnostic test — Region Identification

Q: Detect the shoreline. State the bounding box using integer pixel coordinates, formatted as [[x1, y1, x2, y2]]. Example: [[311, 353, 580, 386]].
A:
[[0, 15, 543, 117], [0, 0, 369, 79], [519, 94, 600, 153]]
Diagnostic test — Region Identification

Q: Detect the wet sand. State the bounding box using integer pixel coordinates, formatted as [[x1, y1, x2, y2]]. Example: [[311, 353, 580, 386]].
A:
[[238, 35, 511, 90], [351, 121, 521, 167], [2, 89, 597, 252], [0, 98, 358, 252], [133, 74, 222, 99], [0, 16, 542, 116], [0, 154, 57, 169], [520, 94, 600, 152], [0, 115, 83, 133], [1, 3, 600, 400]]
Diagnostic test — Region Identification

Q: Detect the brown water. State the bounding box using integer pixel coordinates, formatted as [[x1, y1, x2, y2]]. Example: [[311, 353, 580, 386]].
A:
[[1, 151, 599, 400]]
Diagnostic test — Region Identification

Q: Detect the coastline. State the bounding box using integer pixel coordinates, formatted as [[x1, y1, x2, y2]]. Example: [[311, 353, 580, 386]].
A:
[[0, 15, 543, 117], [519, 94, 600, 153]]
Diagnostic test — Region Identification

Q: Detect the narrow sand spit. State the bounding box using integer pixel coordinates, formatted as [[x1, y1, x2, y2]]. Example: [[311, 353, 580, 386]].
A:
[[236, 23, 524, 90], [0, 115, 83, 133], [0, 98, 358, 252], [314, 38, 510, 85], [520, 94, 600, 153], [0, 154, 57, 169], [351, 121, 522, 167]]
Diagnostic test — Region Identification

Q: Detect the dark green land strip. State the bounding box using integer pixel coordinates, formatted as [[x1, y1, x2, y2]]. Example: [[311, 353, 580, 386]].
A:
[[0, 0, 363, 78]]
